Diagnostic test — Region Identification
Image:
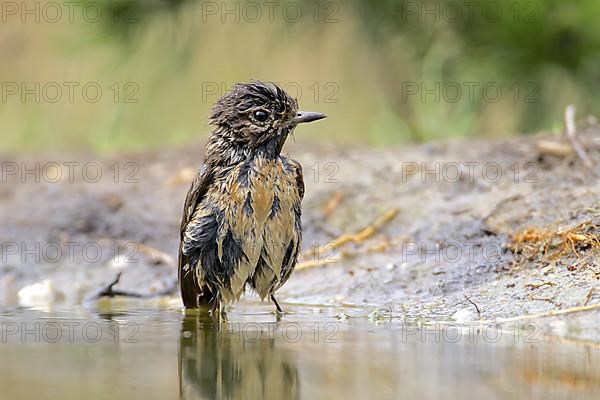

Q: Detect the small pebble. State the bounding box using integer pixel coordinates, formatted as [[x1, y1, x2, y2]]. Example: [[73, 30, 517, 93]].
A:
[[18, 279, 63, 308], [452, 308, 477, 323]]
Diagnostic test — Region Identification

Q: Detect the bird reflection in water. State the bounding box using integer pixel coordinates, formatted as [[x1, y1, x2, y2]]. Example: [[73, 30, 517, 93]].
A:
[[179, 314, 300, 400]]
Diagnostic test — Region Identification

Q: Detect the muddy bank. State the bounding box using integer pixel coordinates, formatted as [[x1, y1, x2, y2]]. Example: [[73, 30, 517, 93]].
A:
[[1, 123, 599, 339]]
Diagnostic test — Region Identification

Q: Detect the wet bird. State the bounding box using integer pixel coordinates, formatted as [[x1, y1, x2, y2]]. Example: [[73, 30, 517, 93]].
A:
[[178, 81, 326, 313]]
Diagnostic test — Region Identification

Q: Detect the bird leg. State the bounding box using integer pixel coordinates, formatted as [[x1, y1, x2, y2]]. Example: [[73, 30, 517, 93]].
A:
[[209, 296, 225, 321], [271, 294, 284, 314]]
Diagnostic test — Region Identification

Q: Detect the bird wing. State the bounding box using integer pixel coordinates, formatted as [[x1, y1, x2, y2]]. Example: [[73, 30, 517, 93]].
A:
[[178, 165, 213, 307], [279, 158, 304, 284], [288, 158, 305, 200], [251, 158, 304, 298]]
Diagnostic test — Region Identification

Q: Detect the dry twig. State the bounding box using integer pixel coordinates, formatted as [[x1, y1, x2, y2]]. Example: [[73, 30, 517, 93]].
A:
[[322, 191, 344, 218], [509, 221, 600, 262], [584, 287, 596, 306], [494, 302, 600, 324], [536, 140, 573, 157], [296, 207, 400, 271], [528, 295, 561, 307], [91, 273, 177, 300], [564, 105, 596, 172], [525, 282, 556, 290], [464, 295, 482, 318]]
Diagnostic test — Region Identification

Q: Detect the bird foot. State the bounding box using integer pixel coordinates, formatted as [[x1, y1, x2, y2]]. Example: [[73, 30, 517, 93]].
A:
[[209, 298, 227, 322], [271, 294, 284, 314]]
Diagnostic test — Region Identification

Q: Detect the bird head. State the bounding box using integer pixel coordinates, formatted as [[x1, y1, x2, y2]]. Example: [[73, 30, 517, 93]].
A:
[[208, 81, 326, 157]]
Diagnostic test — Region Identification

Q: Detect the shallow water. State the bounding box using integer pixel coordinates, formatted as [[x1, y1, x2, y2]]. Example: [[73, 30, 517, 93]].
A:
[[1, 303, 599, 400]]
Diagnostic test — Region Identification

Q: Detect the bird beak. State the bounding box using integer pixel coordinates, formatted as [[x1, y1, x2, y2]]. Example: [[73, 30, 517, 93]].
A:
[[293, 111, 327, 124]]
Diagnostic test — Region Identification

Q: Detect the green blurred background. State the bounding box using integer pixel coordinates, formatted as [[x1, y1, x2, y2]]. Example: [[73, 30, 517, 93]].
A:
[[1, 0, 599, 153]]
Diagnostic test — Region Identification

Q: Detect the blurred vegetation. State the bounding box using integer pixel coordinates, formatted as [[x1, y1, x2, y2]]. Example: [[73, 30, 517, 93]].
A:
[[0, 0, 599, 153]]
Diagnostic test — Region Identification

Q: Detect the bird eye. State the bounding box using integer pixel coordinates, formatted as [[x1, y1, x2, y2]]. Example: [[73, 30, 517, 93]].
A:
[[253, 110, 269, 122]]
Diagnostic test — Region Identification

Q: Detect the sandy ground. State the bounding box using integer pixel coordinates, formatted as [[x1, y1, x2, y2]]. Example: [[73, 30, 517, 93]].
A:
[[1, 122, 599, 340]]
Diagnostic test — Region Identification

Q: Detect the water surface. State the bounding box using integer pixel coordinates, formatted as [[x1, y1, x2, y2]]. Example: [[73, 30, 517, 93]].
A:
[[1, 303, 599, 400]]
